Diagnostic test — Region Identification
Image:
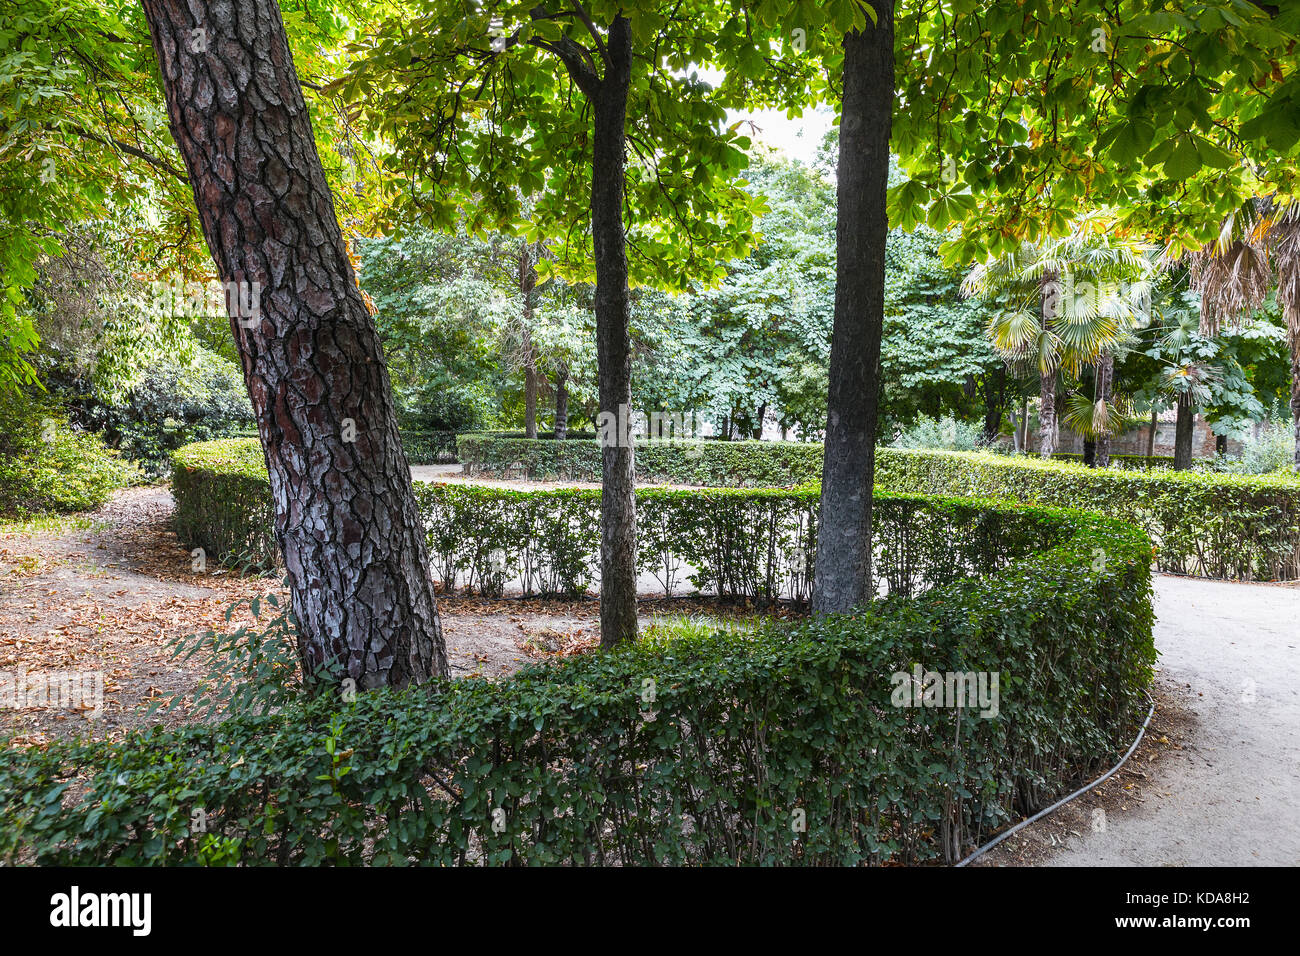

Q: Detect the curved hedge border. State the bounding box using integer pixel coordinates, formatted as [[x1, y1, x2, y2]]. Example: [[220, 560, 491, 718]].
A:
[[171, 439, 278, 569], [455, 435, 1300, 581], [0, 490, 1155, 866], [875, 448, 1300, 581]]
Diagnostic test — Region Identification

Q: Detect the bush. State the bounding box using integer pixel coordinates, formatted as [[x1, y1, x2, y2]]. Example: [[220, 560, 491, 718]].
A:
[[1051, 452, 1176, 470], [890, 415, 987, 451], [171, 439, 278, 570], [0, 492, 1155, 866], [74, 347, 255, 478], [1213, 419, 1297, 475], [456, 432, 822, 486], [400, 430, 460, 465], [875, 447, 1300, 580], [0, 390, 136, 516], [175, 437, 1300, 581]]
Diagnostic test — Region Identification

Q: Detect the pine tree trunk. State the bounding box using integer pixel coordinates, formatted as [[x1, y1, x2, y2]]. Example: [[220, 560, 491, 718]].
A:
[[554, 362, 569, 440], [1095, 351, 1114, 467], [141, 0, 446, 688], [1174, 392, 1195, 470], [811, 1, 893, 614], [591, 18, 638, 646]]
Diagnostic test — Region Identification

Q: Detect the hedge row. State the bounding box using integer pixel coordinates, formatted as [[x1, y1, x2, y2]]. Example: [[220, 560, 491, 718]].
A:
[[456, 432, 822, 487], [232, 428, 459, 465], [0, 492, 1155, 865], [875, 448, 1300, 581], [171, 439, 278, 569], [455, 434, 1300, 581], [1051, 452, 1176, 469]]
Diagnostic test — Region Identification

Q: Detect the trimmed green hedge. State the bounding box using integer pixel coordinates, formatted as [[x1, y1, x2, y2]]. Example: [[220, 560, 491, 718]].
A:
[[401, 430, 459, 465], [875, 448, 1300, 581], [171, 439, 278, 570], [233, 428, 459, 465], [456, 432, 822, 486], [1051, 452, 1176, 470], [0, 491, 1155, 865], [174, 438, 1300, 581]]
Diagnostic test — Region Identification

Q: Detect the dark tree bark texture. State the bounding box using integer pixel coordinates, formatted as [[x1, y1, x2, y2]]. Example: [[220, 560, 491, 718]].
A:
[[811, 1, 894, 614], [590, 17, 638, 646], [142, 0, 447, 688]]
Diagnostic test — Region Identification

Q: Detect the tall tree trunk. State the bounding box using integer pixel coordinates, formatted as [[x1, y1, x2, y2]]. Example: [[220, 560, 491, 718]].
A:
[[1095, 351, 1114, 467], [1147, 407, 1158, 457], [141, 0, 446, 688], [1289, 324, 1300, 472], [982, 365, 1006, 443], [812, 1, 893, 614], [1038, 369, 1057, 458], [1174, 392, 1195, 470], [554, 362, 569, 440], [591, 18, 637, 646], [520, 243, 539, 439], [754, 402, 766, 440]]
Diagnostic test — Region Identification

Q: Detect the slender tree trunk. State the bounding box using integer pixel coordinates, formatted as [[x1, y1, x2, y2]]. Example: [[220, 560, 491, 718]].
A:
[[554, 362, 569, 440], [1174, 392, 1195, 470], [982, 365, 1005, 443], [754, 402, 766, 440], [1148, 407, 1158, 457], [591, 18, 637, 646], [1095, 351, 1114, 467], [523, 352, 538, 438], [141, 0, 446, 688], [1289, 324, 1300, 472], [520, 242, 539, 439], [1038, 369, 1057, 457], [812, 1, 893, 614]]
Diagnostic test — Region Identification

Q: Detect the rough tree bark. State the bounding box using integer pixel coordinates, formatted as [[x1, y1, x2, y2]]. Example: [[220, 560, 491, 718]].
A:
[[589, 18, 638, 646], [811, 1, 894, 614], [1038, 369, 1057, 458], [1174, 392, 1195, 470], [141, 0, 446, 688], [1095, 351, 1114, 467]]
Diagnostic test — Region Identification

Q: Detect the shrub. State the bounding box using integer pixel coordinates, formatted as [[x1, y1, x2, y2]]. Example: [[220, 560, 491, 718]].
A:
[[1213, 418, 1297, 475], [176, 437, 1300, 581], [400, 430, 460, 465], [171, 439, 278, 570], [456, 432, 822, 486], [875, 447, 1300, 580], [0, 390, 136, 516], [890, 415, 987, 451], [74, 347, 255, 478], [0, 493, 1155, 866], [1051, 452, 1176, 470]]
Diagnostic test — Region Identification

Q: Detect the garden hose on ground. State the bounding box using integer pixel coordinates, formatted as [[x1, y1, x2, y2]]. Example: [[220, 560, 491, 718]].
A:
[[955, 697, 1157, 867]]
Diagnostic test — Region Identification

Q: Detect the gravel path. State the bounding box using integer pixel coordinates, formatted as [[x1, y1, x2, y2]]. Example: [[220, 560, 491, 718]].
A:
[[1013, 575, 1300, 866]]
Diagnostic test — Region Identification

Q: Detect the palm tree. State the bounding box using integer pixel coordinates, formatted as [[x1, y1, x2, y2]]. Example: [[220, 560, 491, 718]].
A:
[[965, 211, 1153, 460], [1189, 198, 1300, 471]]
